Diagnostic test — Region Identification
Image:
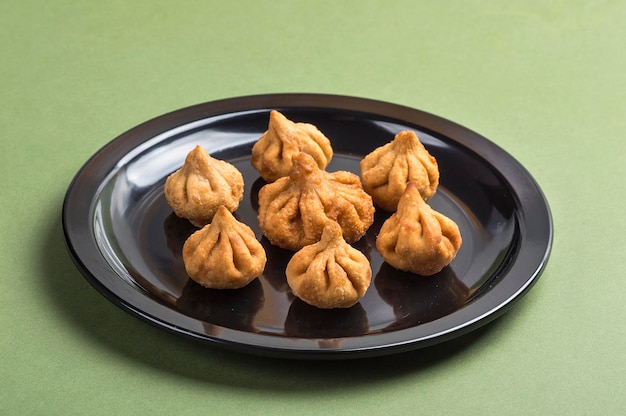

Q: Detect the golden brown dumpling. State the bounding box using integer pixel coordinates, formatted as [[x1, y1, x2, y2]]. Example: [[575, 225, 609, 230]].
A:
[[257, 152, 375, 251], [251, 110, 333, 182], [376, 182, 462, 276], [286, 222, 372, 309], [164, 145, 244, 227], [182, 205, 266, 289], [360, 130, 439, 212]]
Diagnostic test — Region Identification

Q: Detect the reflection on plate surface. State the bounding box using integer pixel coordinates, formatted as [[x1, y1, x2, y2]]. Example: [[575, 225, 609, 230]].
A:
[[63, 94, 552, 359]]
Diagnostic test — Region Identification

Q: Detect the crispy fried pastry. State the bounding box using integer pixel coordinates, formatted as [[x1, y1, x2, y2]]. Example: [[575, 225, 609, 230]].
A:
[[360, 130, 439, 212], [286, 222, 372, 309], [251, 110, 333, 182], [164, 145, 244, 227], [257, 152, 375, 251], [376, 182, 461, 276], [182, 205, 266, 289]]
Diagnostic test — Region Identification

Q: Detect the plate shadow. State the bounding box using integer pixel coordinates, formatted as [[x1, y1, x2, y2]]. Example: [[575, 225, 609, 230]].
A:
[[46, 202, 512, 392]]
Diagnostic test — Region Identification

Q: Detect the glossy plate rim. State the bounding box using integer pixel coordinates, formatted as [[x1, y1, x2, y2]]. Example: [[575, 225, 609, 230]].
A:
[[62, 93, 553, 359]]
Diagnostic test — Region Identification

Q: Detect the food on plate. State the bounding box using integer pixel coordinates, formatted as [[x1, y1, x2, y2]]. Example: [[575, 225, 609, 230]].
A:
[[286, 222, 372, 309], [182, 205, 266, 289], [360, 130, 439, 212], [164, 145, 244, 227], [376, 182, 462, 276], [251, 110, 333, 182], [257, 152, 375, 251]]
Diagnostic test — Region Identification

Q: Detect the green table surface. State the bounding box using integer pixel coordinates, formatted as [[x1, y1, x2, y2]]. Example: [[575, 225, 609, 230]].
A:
[[2, 1, 625, 415]]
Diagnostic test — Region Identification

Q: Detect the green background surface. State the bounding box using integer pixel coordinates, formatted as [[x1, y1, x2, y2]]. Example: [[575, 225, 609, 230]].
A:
[[2, 1, 625, 415]]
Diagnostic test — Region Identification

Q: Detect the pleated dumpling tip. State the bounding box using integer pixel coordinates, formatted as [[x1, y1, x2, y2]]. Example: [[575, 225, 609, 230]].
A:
[[286, 222, 372, 309], [257, 152, 374, 251], [164, 145, 244, 227], [182, 205, 267, 289], [376, 182, 461, 276], [251, 110, 333, 182], [360, 130, 439, 212]]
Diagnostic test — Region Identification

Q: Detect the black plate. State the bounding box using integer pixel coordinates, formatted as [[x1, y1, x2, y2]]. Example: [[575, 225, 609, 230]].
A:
[[62, 94, 552, 359]]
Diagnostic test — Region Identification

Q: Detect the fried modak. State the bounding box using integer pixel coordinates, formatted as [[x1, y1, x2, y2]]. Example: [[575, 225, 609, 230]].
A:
[[251, 110, 333, 182], [257, 152, 375, 251], [376, 182, 462, 276], [164, 145, 244, 227], [182, 205, 266, 289], [360, 130, 439, 212], [286, 222, 372, 309]]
